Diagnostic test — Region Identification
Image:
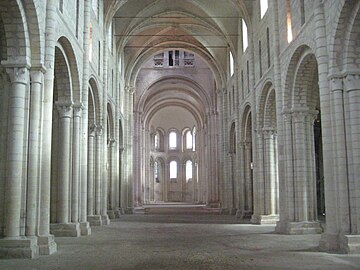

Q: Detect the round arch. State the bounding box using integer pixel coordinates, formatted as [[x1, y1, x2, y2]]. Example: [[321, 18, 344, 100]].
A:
[[89, 77, 102, 125], [56, 36, 82, 103]]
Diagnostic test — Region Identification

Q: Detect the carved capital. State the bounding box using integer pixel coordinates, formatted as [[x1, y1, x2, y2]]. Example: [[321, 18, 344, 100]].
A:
[[89, 123, 97, 137], [262, 127, 276, 138], [308, 110, 319, 124], [125, 85, 135, 93], [328, 75, 343, 92], [108, 138, 116, 147], [343, 73, 360, 92], [282, 109, 292, 123], [73, 102, 84, 118], [96, 125, 103, 136], [55, 101, 73, 118], [6, 67, 29, 85], [30, 66, 46, 84], [242, 141, 252, 149]]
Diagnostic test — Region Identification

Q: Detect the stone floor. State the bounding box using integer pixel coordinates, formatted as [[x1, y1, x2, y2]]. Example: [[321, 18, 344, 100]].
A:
[[1, 205, 360, 270]]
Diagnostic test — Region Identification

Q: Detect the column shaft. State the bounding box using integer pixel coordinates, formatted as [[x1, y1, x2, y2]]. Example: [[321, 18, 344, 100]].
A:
[[344, 74, 360, 233], [87, 127, 96, 215], [95, 127, 102, 215], [4, 67, 29, 237], [71, 105, 82, 223], [56, 103, 72, 224], [293, 111, 308, 221], [26, 69, 44, 236], [79, 0, 91, 224]]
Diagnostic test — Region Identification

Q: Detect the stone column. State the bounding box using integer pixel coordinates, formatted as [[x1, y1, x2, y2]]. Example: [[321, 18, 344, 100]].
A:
[[133, 111, 141, 206], [56, 103, 72, 224], [276, 111, 294, 233], [26, 68, 45, 237], [244, 142, 253, 214], [87, 124, 102, 225], [271, 0, 287, 235], [149, 160, 154, 202], [263, 129, 279, 217], [95, 126, 102, 216], [164, 163, 169, 202], [108, 139, 120, 218], [101, 141, 110, 226], [342, 73, 360, 252], [122, 87, 134, 212], [79, 0, 92, 236], [50, 102, 80, 237], [4, 67, 29, 238], [280, 109, 321, 234], [71, 104, 83, 225], [0, 66, 40, 258], [87, 124, 96, 217], [192, 162, 197, 202], [229, 153, 235, 213], [36, 0, 58, 256], [251, 129, 265, 224], [209, 112, 219, 204], [119, 146, 125, 212], [112, 140, 121, 217]]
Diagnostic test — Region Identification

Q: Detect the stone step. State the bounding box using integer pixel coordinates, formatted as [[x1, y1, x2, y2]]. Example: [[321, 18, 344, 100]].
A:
[[141, 204, 221, 215]]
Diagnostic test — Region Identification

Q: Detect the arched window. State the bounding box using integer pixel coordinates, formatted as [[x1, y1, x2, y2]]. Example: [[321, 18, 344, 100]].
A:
[[76, 0, 80, 37], [260, 0, 268, 19], [300, 0, 305, 26], [89, 23, 93, 62], [186, 160, 193, 182], [108, 20, 113, 51], [242, 19, 248, 51], [170, 161, 177, 179], [59, 0, 64, 12], [186, 130, 193, 149], [154, 133, 160, 150], [259, 40, 262, 78], [267, 28, 271, 68], [92, 0, 99, 19], [287, 0, 293, 43], [169, 131, 177, 149], [192, 127, 196, 151], [154, 161, 160, 183], [229, 51, 234, 76]]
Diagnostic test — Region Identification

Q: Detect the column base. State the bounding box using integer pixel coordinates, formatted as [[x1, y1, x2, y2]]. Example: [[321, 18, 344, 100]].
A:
[[88, 215, 102, 226], [276, 220, 323, 234], [38, 234, 57, 255], [235, 209, 253, 219], [207, 201, 221, 208], [251, 214, 279, 225], [220, 208, 230, 215], [320, 233, 360, 254], [80, 222, 91, 236], [125, 207, 134, 214], [50, 223, 81, 237], [101, 215, 110, 225], [114, 209, 122, 218], [0, 236, 39, 259], [107, 210, 116, 219], [107, 210, 121, 219], [340, 235, 360, 254]]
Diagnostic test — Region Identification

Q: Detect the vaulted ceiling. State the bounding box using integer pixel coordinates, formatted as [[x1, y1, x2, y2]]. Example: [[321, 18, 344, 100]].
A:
[[104, 0, 254, 86]]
